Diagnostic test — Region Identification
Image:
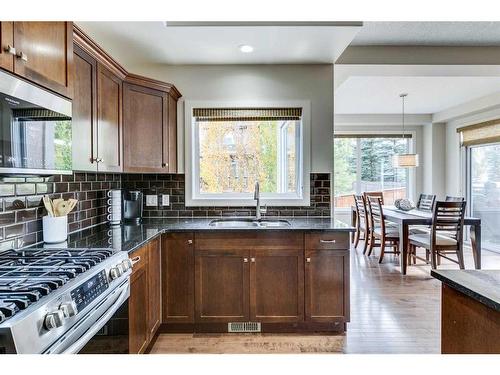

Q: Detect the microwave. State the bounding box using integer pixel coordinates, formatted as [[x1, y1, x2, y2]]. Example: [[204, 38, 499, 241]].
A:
[[0, 70, 72, 175]]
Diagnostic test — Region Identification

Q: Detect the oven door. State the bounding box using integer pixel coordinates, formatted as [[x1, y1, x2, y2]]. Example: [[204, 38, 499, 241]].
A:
[[44, 278, 130, 354]]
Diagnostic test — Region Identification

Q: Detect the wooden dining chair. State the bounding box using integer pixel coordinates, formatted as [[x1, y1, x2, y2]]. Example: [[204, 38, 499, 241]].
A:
[[408, 201, 467, 269], [417, 193, 436, 211], [353, 195, 370, 253], [366, 196, 400, 263], [445, 196, 465, 202], [364, 191, 384, 205]]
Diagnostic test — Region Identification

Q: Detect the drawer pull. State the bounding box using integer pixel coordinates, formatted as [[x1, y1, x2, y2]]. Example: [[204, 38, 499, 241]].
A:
[[306, 257, 311, 263], [16, 51, 28, 62], [250, 257, 255, 263], [320, 239, 336, 244], [243, 258, 248, 263], [130, 256, 141, 266], [187, 239, 193, 245]]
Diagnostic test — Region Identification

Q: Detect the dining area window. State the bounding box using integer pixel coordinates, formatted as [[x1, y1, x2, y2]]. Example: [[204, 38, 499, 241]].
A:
[[334, 134, 412, 210]]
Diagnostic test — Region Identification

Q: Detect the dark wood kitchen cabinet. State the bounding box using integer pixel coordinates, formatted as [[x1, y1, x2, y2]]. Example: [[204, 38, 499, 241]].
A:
[[72, 26, 126, 172], [195, 248, 250, 323], [148, 237, 162, 336], [96, 64, 122, 172], [162, 233, 195, 323], [0, 22, 14, 72], [129, 244, 149, 354], [123, 74, 181, 173], [128, 237, 162, 353], [304, 233, 350, 323], [250, 248, 304, 323], [0, 22, 73, 98], [72, 45, 97, 171]]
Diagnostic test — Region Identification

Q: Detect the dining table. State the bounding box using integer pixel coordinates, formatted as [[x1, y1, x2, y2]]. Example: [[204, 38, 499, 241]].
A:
[[350, 205, 482, 275]]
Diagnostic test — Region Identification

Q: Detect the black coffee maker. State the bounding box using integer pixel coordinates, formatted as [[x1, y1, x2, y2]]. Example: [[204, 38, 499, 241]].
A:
[[123, 190, 143, 223]]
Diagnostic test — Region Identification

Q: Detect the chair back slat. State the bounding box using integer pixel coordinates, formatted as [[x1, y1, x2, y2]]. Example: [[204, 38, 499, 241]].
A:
[[353, 195, 368, 227], [367, 196, 386, 232], [417, 193, 436, 211], [364, 191, 384, 205], [445, 195, 465, 202], [431, 201, 466, 244]]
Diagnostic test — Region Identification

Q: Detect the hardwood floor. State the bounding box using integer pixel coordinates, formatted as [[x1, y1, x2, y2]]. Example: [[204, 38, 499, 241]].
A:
[[151, 244, 500, 354]]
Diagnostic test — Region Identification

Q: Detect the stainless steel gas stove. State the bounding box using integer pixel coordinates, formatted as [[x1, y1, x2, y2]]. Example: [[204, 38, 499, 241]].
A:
[[0, 247, 132, 354]]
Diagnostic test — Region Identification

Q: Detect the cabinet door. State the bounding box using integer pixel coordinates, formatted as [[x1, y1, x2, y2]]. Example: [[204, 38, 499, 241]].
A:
[[250, 249, 304, 323], [305, 249, 349, 322], [195, 249, 249, 323], [13, 22, 73, 98], [148, 238, 161, 336], [129, 265, 149, 354], [0, 22, 14, 71], [123, 83, 166, 173], [162, 233, 194, 323], [72, 45, 97, 171], [165, 94, 177, 173], [97, 63, 122, 172]]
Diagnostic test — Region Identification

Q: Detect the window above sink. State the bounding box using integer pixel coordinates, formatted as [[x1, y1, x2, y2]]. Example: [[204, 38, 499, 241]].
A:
[[185, 101, 311, 207]]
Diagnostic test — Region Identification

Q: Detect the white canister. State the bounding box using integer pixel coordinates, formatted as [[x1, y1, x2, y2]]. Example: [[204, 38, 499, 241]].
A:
[[43, 215, 68, 244]]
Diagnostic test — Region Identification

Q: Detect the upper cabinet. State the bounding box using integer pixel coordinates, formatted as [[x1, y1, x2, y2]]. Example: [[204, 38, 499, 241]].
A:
[[123, 75, 180, 173], [0, 21, 73, 98], [72, 25, 180, 174]]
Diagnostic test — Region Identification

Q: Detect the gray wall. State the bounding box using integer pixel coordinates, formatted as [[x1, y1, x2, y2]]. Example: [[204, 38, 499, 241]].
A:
[[129, 64, 334, 174]]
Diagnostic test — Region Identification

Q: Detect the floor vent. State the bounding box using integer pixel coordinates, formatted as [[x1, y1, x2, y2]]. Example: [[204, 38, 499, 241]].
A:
[[228, 322, 261, 333]]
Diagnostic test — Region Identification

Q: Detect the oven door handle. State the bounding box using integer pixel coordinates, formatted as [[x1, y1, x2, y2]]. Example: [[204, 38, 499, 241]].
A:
[[60, 281, 130, 354]]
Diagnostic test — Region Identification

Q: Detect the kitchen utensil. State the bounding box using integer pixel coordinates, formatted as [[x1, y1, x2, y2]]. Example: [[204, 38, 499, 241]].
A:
[[43, 196, 54, 217]]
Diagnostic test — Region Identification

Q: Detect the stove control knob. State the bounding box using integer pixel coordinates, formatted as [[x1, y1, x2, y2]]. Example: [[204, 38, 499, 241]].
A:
[[121, 259, 133, 271], [44, 310, 65, 330], [60, 301, 78, 318], [109, 266, 122, 280]]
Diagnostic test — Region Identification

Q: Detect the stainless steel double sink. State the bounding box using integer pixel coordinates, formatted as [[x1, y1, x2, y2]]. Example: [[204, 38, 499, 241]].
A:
[[209, 218, 291, 228]]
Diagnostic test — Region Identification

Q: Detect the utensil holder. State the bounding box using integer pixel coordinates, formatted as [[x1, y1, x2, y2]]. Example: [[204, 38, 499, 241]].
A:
[[43, 215, 68, 244]]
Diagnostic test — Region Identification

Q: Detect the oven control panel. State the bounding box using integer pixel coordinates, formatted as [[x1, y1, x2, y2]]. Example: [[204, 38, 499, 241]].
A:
[[70, 270, 109, 312]]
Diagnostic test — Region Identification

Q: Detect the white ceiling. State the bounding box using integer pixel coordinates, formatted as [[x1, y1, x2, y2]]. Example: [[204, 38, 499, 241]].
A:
[[351, 22, 500, 46], [335, 76, 500, 114], [76, 22, 361, 66]]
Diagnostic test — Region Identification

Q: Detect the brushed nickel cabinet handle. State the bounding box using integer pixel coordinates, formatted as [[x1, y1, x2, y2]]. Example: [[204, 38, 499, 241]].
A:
[[320, 239, 336, 244], [4, 45, 16, 55], [187, 239, 193, 245], [243, 258, 248, 263], [16, 51, 28, 62], [306, 257, 311, 263], [130, 256, 141, 266], [250, 257, 255, 263]]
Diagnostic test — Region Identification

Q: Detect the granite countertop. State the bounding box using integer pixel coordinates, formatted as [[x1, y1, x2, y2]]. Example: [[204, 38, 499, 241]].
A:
[[431, 269, 500, 312], [32, 217, 354, 254]]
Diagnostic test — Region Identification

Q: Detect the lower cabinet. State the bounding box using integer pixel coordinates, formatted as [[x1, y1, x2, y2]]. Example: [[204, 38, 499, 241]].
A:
[[128, 237, 162, 354], [195, 249, 250, 322], [162, 233, 195, 323], [304, 248, 349, 323], [250, 249, 304, 322], [150, 231, 350, 335]]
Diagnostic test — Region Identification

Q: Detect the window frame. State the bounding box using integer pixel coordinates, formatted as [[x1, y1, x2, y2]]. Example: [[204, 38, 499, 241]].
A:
[[333, 130, 417, 212], [184, 100, 311, 207]]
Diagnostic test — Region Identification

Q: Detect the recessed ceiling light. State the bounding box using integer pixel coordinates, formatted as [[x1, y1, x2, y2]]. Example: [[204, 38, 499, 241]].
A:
[[239, 44, 254, 53]]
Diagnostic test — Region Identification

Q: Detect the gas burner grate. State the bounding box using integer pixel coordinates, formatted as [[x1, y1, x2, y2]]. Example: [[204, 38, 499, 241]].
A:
[[0, 248, 116, 323]]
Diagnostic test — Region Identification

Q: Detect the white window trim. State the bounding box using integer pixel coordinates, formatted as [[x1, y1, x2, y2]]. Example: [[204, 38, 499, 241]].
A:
[[184, 100, 311, 207], [333, 130, 417, 212]]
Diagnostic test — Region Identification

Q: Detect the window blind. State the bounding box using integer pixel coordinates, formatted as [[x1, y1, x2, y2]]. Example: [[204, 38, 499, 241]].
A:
[[457, 119, 500, 146], [193, 108, 302, 122]]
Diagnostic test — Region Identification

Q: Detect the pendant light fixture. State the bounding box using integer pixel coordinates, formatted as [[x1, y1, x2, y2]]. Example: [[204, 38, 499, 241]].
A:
[[392, 93, 419, 168]]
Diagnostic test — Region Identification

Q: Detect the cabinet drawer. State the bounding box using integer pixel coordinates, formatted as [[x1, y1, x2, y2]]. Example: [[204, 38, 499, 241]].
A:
[[130, 244, 148, 274], [195, 231, 303, 251], [305, 232, 349, 250]]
